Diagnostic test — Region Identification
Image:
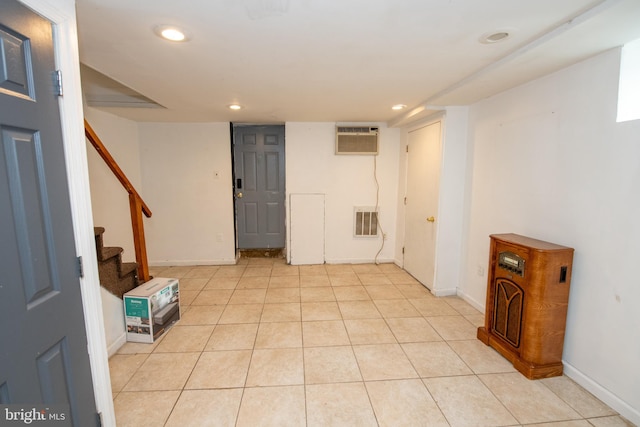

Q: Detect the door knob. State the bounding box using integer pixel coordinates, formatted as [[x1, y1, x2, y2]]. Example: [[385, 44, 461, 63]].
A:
[[237, 192, 243, 198], [426, 216, 435, 222]]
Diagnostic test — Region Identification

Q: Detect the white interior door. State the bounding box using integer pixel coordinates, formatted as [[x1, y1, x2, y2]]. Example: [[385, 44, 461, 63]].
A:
[[403, 121, 442, 289]]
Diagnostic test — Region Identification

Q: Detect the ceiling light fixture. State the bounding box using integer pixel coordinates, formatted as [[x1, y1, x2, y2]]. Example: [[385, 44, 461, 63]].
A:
[[479, 30, 512, 44], [392, 104, 407, 110], [154, 25, 189, 42], [228, 104, 242, 110]]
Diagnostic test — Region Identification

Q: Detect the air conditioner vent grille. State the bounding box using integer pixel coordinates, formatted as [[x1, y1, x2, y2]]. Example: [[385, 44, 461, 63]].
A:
[[337, 126, 379, 134], [336, 126, 379, 155]]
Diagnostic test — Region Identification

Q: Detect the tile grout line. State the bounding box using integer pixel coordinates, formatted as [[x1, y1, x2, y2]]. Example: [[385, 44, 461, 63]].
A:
[[118, 264, 624, 426]]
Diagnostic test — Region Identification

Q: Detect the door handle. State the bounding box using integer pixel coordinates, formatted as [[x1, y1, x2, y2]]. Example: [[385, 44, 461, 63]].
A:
[[236, 192, 243, 199], [426, 216, 435, 222]]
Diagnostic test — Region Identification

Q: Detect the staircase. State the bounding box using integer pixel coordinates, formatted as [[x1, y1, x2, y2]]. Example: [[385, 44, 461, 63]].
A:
[[86, 120, 152, 284], [94, 227, 140, 298]]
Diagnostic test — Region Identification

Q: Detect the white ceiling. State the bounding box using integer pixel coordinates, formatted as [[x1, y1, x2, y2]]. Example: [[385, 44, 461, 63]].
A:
[[75, 0, 640, 126]]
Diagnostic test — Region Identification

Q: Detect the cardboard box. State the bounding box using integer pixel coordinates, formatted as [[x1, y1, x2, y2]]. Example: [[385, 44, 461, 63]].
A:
[[124, 277, 180, 343]]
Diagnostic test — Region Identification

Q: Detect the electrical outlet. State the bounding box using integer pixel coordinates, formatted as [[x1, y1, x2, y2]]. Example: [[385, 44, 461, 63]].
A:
[[477, 265, 485, 276]]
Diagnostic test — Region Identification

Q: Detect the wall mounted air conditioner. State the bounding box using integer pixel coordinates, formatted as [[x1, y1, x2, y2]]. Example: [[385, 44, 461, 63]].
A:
[[336, 126, 379, 155]]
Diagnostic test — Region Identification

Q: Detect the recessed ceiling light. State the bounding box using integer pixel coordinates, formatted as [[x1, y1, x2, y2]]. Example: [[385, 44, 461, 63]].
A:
[[392, 104, 407, 110], [228, 104, 242, 110], [479, 30, 512, 44], [154, 25, 189, 42]]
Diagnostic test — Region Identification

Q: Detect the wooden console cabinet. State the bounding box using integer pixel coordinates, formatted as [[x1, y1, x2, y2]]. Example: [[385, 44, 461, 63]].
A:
[[477, 234, 574, 379]]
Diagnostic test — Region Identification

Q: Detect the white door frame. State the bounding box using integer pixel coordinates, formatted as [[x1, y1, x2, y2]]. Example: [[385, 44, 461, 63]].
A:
[[399, 107, 470, 298], [19, 0, 115, 424], [401, 116, 444, 291]]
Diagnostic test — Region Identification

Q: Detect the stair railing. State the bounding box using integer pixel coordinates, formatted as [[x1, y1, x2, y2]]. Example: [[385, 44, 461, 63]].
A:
[[84, 119, 152, 282]]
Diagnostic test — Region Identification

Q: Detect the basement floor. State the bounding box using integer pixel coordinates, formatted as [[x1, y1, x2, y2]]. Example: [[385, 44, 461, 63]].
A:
[[109, 259, 630, 426]]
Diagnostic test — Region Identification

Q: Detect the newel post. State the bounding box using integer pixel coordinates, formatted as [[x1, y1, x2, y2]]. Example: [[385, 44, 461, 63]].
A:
[[129, 193, 150, 282]]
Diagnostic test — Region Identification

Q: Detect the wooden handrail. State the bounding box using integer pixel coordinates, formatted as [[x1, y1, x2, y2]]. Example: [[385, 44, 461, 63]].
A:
[[85, 119, 152, 282]]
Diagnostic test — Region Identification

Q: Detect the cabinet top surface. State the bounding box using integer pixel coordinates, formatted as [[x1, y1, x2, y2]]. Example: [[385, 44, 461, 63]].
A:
[[490, 233, 574, 251]]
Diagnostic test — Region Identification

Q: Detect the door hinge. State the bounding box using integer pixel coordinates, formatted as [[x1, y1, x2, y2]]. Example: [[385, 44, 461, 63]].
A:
[[404, 197, 407, 205], [402, 247, 405, 254], [53, 70, 63, 97], [406, 146, 409, 153], [96, 412, 103, 427], [77, 256, 84, 278]]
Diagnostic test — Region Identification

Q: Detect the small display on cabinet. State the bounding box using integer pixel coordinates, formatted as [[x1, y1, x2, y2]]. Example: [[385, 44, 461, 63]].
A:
[[477, 234, 574, 380]]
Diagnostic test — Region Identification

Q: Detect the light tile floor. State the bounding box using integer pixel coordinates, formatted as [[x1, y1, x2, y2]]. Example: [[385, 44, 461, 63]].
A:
[[110, 260, 633, 427]]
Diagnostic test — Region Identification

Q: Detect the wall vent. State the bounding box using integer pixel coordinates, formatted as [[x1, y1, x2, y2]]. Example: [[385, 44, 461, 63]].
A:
[[354, 207, 379, 237], [336, 126, 379, 155]]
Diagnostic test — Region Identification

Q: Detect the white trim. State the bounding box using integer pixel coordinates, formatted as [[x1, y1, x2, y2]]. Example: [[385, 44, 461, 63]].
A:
[[457, 283, 639, 425], [107, 334, 127, 358], [563, 363, 640, 426], [18, 1, 116, 425], [456, 289, 485, 313], [150, 259, 238, 267], [324, 257, 396, 265], [432, 288, 457, 297]]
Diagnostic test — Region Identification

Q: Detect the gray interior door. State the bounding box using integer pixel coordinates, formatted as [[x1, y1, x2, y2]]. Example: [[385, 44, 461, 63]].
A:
[[233, 125, 286, 249], [0, 1, 98, 425]]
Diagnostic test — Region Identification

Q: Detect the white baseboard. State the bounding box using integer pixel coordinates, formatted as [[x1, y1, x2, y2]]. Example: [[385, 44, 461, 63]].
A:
[[149, 259, 237, 267], [432, 287, 458, 297], [563, 362, 639, 426], [107, 333, 126, 358], [456, 290, 485, 312], [454, 288, 638, 425], [324, 257, 395, 265]]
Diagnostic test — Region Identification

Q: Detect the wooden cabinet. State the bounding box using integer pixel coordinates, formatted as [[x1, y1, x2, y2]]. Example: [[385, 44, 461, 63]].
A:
[[477, 234, 574, 379]]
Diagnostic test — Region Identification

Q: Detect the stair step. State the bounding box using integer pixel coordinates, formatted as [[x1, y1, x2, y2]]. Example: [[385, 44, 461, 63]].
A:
[[99, 246, 123, 262], [93, 226, 140, 299], [94, 227, 106, 253], [121, 262, 138, 276]]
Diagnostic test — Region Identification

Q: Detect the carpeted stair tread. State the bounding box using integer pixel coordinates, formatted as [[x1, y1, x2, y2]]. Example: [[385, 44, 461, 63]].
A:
[[120, 262, 138, 276], [98, 258, 137, 298], [99, 246, 123, 262], [94, 227, 105, 250], [94, 226, 140, 299]]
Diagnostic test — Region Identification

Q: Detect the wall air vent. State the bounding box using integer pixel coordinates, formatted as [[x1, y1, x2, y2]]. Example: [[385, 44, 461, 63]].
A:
[[354, 207, 379, 237], [336, 126, 379, 155]]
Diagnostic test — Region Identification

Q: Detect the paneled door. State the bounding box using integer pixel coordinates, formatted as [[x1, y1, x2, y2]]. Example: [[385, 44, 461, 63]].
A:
[[0, 1, 98, 425], [233, 125, 286, 249], [403, 121, 442, 289]]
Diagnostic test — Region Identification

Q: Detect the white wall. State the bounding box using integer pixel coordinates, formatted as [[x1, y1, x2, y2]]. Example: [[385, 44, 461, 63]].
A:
[[100, 288, 125, 357], [89, 120, 401, 266], [85, 107, 141, 262], [460, 48, 640, 423], [138, 123, 236, 265], [435, 108, 470, 295], [286, 123, 400, 264]]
